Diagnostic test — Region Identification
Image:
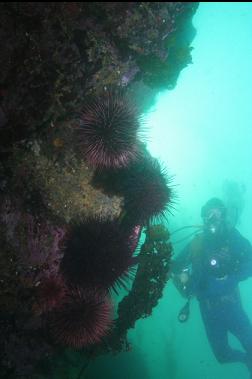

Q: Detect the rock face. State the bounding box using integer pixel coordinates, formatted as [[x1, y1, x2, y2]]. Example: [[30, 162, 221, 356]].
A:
[[0, 2, 198, 378], [0, 2, 198, 146]]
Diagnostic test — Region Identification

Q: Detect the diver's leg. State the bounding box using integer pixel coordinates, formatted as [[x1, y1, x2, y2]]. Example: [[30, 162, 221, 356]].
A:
[[200, 302, 247, 364], [228, 303, 252, 376]]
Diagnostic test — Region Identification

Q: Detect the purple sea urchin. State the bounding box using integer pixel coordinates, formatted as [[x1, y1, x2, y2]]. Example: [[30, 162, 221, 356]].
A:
[[60, 218, 137, 292], [48, 287, 112, 349], [76, 91, 141, 168], [121, 156, 173, 225], [91, 146, 174, 225]]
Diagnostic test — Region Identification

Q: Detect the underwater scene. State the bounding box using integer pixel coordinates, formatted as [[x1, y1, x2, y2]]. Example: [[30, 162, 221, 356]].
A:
[[0, 2, 252, 379]]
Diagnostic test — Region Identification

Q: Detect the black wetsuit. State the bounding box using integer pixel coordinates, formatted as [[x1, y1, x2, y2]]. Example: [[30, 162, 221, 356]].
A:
[[173, 228, 252, 375]]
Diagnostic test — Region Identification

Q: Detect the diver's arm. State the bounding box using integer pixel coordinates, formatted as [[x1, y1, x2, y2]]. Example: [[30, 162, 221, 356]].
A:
[[171, 244, 192, 275], [171, 244, 195, 298], [236, 236, 252, 281], [227, 230, 252, 282]]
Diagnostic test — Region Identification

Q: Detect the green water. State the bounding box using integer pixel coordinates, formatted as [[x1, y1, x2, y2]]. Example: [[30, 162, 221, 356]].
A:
[[84, 3, 252, 378]]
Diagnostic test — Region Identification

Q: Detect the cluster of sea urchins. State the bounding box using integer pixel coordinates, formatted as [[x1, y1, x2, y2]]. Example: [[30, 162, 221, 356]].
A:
[[76, 90, 173, 225], [39, 219, 139, 350], [37, 92, 173, 351]]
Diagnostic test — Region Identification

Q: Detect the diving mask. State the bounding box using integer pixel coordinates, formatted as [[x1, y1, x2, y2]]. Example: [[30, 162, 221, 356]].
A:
[[204, 208, 225, 235]]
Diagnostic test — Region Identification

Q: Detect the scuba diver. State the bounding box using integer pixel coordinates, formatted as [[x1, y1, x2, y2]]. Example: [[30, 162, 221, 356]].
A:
[[172, 198, 252, 377]]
